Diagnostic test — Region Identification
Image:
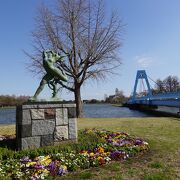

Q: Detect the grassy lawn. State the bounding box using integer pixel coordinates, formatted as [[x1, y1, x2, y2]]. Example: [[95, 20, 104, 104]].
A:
[[0, 117, 180, 179], [0, 124, 15, 135]]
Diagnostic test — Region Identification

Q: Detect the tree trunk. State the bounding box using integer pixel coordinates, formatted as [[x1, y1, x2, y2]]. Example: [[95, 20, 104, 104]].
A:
[[74, 84, 83, 118]]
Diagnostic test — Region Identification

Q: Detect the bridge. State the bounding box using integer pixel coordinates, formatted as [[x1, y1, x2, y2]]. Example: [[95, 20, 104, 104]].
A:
[[126, 70, 180, 116]]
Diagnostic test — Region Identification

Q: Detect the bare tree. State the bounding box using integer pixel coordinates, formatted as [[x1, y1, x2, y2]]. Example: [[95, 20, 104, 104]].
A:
[[27, 0, 123, 117], [163, 76, 179, 92], [171, 76, 180, 92], [154, 79, 165, 93], [154, 76, 180, 93]]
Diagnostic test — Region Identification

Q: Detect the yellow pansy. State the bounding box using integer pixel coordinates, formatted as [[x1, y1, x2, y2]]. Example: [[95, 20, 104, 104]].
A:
[[26, 161, 36, 167], [98, 147, 104, 153], [89, 152, 94, 157]]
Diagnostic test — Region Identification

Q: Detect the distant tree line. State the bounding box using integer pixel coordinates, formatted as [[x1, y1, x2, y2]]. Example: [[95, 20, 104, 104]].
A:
[[0, 95, 29, 107], [83, 99, 105, 104], [154, 75, 180, 94]]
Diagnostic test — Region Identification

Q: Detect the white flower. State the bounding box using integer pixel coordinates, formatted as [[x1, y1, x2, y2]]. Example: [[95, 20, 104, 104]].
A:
[[104, 157, 111, 162], [144, 142, 149, 145]]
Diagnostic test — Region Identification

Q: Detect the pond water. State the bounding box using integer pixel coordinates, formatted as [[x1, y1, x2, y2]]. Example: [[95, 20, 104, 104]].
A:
[[0, 108, 16, 124], [0, 104, 153, 124], [83, 104, 152, 118]]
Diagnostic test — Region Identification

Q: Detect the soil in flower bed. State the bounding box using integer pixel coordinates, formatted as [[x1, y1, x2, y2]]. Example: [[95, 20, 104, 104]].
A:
[[0, 135, 16, 150], [0, 129, 149, 179]]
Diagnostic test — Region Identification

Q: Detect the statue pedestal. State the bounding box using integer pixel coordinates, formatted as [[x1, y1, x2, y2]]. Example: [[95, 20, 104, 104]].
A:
[[16, 102, 77, 150]]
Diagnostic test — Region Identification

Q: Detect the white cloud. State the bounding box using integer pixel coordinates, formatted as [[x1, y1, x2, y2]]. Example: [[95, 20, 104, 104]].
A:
[[135, 55, 153, 68]]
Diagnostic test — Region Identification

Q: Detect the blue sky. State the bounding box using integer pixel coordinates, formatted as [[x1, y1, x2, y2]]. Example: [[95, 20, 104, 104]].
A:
[[0, 0, 180, 100]]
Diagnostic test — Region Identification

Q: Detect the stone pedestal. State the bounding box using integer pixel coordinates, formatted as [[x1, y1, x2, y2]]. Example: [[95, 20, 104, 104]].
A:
[[16, 103, 77, 150]]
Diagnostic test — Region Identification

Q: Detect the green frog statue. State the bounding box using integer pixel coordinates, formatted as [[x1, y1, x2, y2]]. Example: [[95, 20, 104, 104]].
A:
[[29, 50, 68, 101]]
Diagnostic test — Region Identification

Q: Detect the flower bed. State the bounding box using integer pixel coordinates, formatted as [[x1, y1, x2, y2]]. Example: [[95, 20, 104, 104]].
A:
[[0, 129, 149, 179]]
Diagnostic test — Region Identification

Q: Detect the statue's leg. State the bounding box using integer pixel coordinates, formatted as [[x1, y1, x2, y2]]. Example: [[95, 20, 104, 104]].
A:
[[53, 67, 68, 82], [33, 74, 51, 99], [44, 60, 68, 82], [48, 65, 68, 82], [50, 80, 58, 98]]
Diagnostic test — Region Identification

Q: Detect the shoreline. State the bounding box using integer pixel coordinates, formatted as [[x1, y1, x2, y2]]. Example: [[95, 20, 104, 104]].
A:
[[0, 106, 16, 109]]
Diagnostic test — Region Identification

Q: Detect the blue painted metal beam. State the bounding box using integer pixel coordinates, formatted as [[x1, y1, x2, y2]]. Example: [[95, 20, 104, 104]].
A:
[[135, 92, 180, 101], [151, 100, 180, 107], [132, 99, 180, 107], [132, 70, 152, 101], [128, 93, 180, 107]]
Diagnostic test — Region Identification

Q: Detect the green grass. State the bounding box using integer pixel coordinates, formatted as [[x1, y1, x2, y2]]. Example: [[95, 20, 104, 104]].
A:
[[1, 117, 180, 179], [0, 106, 15, 109], [0, 124, 15, 135]]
